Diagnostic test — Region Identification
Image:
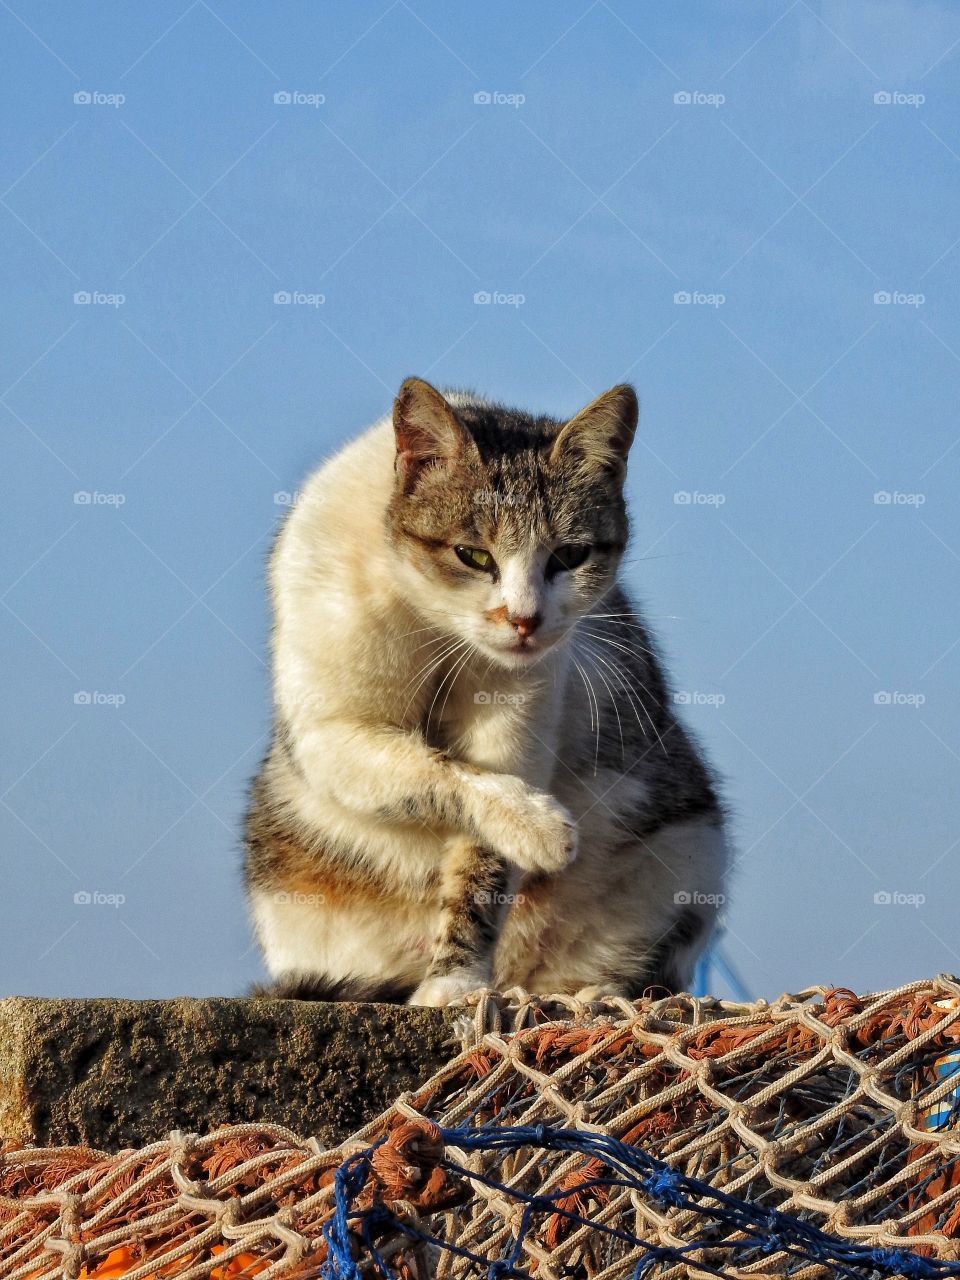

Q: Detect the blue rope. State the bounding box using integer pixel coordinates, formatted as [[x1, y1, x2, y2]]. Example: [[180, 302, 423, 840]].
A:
[[319, 1122, 960, 1279]]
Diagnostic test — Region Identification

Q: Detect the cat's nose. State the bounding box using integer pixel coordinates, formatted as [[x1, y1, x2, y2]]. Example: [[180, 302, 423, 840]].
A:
[[508, 613, 542, 638]]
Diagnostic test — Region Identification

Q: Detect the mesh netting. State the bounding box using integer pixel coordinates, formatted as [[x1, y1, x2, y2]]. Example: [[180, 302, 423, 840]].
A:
[[4, 976, 960, 1279]]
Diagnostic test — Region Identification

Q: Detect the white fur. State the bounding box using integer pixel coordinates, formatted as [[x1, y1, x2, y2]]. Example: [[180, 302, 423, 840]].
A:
[[251, 402, 727, 1000]]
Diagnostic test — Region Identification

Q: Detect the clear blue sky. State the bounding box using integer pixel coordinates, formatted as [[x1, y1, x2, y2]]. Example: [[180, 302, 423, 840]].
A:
[[3, 1, 960, 1001]]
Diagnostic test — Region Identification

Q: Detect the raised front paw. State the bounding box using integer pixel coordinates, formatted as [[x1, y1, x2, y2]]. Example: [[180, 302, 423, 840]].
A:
[[496, 786, 578, 875]]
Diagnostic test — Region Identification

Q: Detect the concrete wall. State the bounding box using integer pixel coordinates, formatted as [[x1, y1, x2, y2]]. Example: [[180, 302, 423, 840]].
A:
[[0, 997, 455, 1150]]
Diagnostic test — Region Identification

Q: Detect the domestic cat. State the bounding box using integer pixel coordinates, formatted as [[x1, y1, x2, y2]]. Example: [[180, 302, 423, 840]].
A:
[[245, 377, 727, 1006]]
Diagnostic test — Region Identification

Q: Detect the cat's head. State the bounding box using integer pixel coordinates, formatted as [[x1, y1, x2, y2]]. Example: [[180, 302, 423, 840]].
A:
[[386, 377, 637, 670]]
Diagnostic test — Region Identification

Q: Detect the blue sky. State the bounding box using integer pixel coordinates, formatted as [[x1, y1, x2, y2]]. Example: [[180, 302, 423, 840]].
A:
[[3, 1, 960, 1000]]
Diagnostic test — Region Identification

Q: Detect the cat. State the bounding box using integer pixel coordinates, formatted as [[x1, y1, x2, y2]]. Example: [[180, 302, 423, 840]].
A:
[[244, 377, 727, 1006]]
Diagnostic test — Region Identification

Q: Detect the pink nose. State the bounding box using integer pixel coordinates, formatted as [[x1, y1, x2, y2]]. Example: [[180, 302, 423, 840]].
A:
[[509, 614, 542, 639]]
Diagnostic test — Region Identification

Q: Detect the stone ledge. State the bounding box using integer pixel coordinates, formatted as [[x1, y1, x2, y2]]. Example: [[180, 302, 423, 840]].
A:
[[0, 997, 456, 1152]]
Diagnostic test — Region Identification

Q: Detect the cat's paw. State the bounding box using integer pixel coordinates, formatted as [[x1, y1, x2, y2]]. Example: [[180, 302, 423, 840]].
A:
[[496, 787, 578, 875], [408, 971, 488, 1008], [573, 983, 628, 1002]]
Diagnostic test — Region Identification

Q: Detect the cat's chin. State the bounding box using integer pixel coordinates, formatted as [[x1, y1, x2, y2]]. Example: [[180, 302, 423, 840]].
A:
[[484, 640, 552, 670]]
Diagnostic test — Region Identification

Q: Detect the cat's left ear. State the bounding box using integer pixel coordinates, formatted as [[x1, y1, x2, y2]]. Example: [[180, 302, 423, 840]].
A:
[[393, 377, 477, 488], [549, 384, 638, 476]]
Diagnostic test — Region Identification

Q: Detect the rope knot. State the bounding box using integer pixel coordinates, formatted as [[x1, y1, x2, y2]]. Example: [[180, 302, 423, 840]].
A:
[[217, 1196, 241, 1227], [368, 1118, 448, 1208], [55, 1191, 84, 1232], [873, 1248, 937, 1278], [168, 1129, 197, 1169], [60, 1242, 85, 1280], [168, 1129, 202, 1195], [643, 1168, 685, 1208], [757, 1233, 783, 1256]]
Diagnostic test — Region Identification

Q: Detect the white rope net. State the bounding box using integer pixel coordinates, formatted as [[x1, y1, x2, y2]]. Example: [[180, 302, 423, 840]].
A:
[[4, 976, 960, 1279]]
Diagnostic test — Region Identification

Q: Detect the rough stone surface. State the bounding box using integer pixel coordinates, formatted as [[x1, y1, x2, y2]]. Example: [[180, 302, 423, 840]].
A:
[[0, 997, 456, 1152]]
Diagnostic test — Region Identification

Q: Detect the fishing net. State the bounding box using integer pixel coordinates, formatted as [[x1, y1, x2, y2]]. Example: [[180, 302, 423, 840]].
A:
[[4, 976, 960, 1279]]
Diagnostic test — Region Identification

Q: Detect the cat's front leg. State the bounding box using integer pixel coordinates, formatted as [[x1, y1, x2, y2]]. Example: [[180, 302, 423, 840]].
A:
[[408, 836, 514, 1006], [409, 671, 571, 1007], [454, 660, 573, 868], [291, 720, 576, 875]]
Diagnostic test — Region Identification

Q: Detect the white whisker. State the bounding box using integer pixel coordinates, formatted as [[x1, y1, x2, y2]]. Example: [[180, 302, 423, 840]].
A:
[[570, 654, 601, 774], [435, 642, 478, 732], [577, 640, 624, 765], [582, 618, 657, 653], [396, 622, 446, 641], [401, 637, 468, 723], [579, 640, 640, 727], [580, 626, 657, 665], [576, 630, 667, 755], [410, 632, 456, 655], [425, 641, 474, 735]]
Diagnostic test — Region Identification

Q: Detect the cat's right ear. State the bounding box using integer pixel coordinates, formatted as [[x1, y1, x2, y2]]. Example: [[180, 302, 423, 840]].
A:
[[549, 384, 638, 477], [393, 378, 474, 489]]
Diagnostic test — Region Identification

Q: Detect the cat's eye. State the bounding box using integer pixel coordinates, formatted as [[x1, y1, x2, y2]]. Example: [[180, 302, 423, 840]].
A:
[[547, 544, 591, 575], [454, 545, 496, 573]]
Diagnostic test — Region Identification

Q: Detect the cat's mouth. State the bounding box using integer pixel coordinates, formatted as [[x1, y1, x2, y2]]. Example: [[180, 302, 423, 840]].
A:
[[480, 624, 562, 666], [502, 635, 548, 663]]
